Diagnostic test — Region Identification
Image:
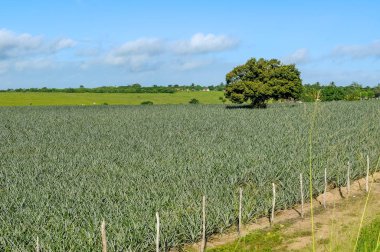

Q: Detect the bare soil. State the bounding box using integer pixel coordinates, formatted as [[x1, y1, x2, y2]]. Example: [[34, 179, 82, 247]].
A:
[[178, 172, 380, 251]]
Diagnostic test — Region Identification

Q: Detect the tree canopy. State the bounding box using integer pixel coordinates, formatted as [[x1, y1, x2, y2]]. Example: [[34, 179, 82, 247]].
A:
[[301, 82, 377, 102], [225, 58, 303, 108]]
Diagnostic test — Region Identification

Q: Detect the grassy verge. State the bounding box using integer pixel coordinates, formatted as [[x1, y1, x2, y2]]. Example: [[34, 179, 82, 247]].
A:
[[205, 183, 380, 252], [207, 225, 284, 252], [356, 217, 380, 252]]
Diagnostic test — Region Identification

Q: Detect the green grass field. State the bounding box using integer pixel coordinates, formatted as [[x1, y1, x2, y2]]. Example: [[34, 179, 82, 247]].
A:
[[0, 91, 227, 106]]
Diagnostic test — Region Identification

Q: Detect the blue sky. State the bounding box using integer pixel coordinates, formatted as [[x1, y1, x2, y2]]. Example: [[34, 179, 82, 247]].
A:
[[1, 0, 380, 88]]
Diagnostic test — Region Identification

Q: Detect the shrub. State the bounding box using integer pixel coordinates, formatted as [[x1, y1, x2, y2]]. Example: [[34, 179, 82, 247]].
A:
[[141, 101, 154, 105], [219, 96, 227, 104], [189, 98, 200, 104]]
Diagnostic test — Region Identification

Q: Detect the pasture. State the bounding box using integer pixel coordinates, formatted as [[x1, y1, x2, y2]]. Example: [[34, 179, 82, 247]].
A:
[[0, 101, 379, 251], [0, 91, 226, 106]]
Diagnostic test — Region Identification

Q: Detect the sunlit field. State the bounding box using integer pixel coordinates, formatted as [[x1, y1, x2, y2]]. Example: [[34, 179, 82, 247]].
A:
[[0, 91, 226, 106], [0, 101, 379, 251]]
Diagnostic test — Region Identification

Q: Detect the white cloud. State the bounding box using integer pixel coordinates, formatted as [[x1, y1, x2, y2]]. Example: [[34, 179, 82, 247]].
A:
[[0, 29, 43, 58], [103, 34, 238, 71], [0, 30, 239, 76], [283, 48, 310, 64], [106, 54, 154, 71], [105, 38, 165, 70], [0, 28, 76, 60], [113, 38, 165, 56], [52, 38, 77, 51], [332, 40, 380, 59], [173, 33, 239, 54], [0, 28, 77, 74]]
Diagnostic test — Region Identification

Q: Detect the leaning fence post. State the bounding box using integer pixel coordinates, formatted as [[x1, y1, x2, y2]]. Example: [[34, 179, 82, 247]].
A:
[[200, 195, 206, 252], [300, 173, 304, 218], [238, 187, 243, 235], [36, 236, 40, 252], [271, 183, 276, 224], [366, 155, 369, 193], [101, 220, 107, 252], [323, 168, 327, 208], [347, 161, 351, 196], [156, 212, 160, 252]]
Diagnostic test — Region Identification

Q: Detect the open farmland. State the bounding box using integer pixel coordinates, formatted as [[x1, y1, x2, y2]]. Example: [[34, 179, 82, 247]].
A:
[[0, 101, 379, 251], [0, 91, 226, 106]]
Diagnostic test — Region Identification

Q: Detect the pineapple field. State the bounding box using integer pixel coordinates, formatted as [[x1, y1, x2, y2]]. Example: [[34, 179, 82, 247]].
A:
[[0, 101, 379, 251]]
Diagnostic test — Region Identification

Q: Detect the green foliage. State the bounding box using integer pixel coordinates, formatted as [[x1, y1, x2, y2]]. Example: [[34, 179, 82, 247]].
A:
[[225, 58, 303, 108], [301, 82, 321, 102], [219, 96, 227, 104], [208, 227, 283, 252], [356, 217, 380, 252], [189, 98, 200, 104], [0, 102, 379, 251], [302, 82, 377, 102], [374, 84, 380, 98], [321, 82, 345, 101], [141, 101, 154, 105]]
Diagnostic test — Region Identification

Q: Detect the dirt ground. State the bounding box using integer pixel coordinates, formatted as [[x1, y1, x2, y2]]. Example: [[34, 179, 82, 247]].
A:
[[180, 172, 380, 251]]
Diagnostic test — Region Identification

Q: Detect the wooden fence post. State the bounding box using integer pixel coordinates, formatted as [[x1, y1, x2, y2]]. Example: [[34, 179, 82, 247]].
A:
[[323, 168, 327, 208], [101, 220, 107, 252], [366, 155, 369, 193], [238, 187, 243, 235], [200, 195, 206, 252], [156, 212, 160, 252], [300, 173, 304, 218], [36, 236, 40, 252], [347, 161, 351, 196], [271, 183, 276, 224]]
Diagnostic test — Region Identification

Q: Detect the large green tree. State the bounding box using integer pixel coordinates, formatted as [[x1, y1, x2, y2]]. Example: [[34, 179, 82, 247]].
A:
[[225, 58, 303, 108]]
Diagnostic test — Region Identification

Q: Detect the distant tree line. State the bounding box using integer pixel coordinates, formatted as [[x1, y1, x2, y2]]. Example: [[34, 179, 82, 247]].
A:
[[0, 84, 175, 93], [167, 83, 226, 91], [301, 82, 380, 102], [1, 81, 380, 103], [0, 83, 226, 93]]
